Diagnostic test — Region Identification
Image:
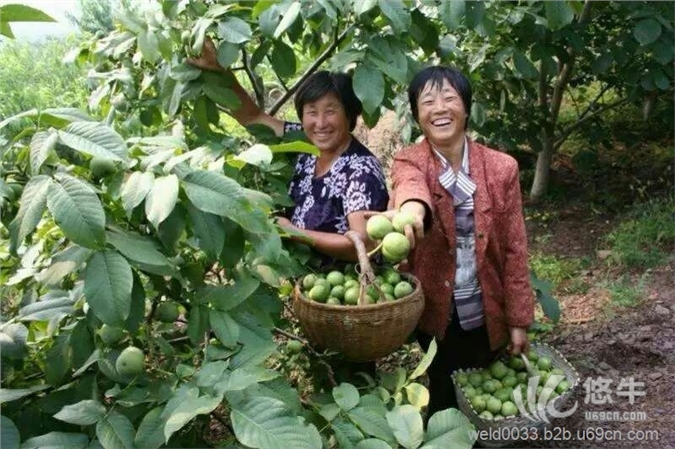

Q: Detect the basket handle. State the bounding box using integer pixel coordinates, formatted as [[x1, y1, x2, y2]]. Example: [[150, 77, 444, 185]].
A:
[[345, 231, 384, 305]]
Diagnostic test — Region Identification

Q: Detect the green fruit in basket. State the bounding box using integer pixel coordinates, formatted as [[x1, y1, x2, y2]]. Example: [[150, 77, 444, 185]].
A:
[[516, 372, 528, 384], [506, 368, 516, 378], [344, 273, 357, 283], [537, 356, 552, 371], [493, 414, 504, 420], [326, 297, 342, 305], [490, 361, 508, 380], [501, 401, 518, 417], [494, 388, 513, 403], [302, 274, 318, 289], [509, 356, 525, 371], [468, 372, 483, 388], [344, 279, 359, 289], [385, 293, 396, 302], [551, 368, 564, 376], [382, 233, 411, 262], [314, 277, 329, 287], [527, 350, 539, 362], [326, 271, 345, 286], [556, 380, 570, 394], [479, 411, 494, 420], [308, 284, 330, 302], [474, 387, 484, 395], [384, 270, 402, 286], [330, 285, 345, 300], [379, 283, 394, 295], [463, 386, 477, 399], [376, 298, 387, 304], [540, 387, 555, 399], [539, 371, 551, 386], [486, 397, 502, 414], [374, 275, 385, 286], [344, 287, 360, 305], [536, 386, 543, 396], [492, 380, 503, 390], [394, 281, 414, 298], [344, 264, 355, 275], [366, 215, 394, 240], [366, 285, 380, 300], [502, 376, 518, 388], [482, 380, 497, 394], [392, 211, 415, 233], [471, 396, 487, 413], [455, 372, 469, 387]]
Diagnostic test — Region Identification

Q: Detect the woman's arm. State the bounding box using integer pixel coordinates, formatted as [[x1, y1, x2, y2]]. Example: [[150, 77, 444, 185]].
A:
[[187, 38, 284, 136]]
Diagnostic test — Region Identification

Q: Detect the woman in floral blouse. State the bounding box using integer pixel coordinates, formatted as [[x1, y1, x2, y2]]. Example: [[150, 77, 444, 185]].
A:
[[189, 39, 388, 263]]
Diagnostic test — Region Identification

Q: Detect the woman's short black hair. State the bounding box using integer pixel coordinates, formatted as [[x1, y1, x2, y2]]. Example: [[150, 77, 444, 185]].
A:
[[294, 70, 363, 131], [408, 66, 472, 129]]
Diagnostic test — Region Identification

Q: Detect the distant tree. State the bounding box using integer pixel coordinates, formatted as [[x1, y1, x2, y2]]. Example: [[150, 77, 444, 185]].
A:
[[65, 0, 131, 35]]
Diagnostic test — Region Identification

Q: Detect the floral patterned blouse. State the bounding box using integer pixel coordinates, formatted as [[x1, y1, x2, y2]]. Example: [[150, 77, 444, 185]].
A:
[[284, 123, 389, 235]]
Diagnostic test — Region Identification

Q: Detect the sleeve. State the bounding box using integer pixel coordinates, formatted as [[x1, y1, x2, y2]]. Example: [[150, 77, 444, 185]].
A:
[[283, 121, 303, 135], [390, 153, 434, 229], [500, 161, 535, 328], [343, 156, 389, 216]]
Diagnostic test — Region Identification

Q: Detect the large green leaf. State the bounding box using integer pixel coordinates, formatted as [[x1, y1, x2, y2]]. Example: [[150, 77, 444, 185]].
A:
[[0, 323, 28, 359], [439, 0, 465, 30], [421, 409, 474, 449], [513, 51, 538, 79], [134, 407, 165, 449], [216, 41, 240, 69], [355, 0, 377, 16], [163, 394, 222, 442], [8, 175, 52, 252], [270, 41, 296, 78], [378, 0, 411, 33], [386, 405, 423, 449], [232, 144, 274, 169], [209, 309, 240, 347], [54, 400, 106, 426], [333, 383, 360, 411], [20, 432, 88, 449], [348, 407, 395, 444], [464, 1, 484, 29], [268, 141, 319, 156], [250, 378, 303, 415], [218, 17, 252, 43], [145, 174, 179, 229], [409, 338, 437, 380], [403, 383, 429, 411], [0, 4, 55, 22], [47, 174, 106, 250], [231, 396, 322, 449], [83, 251, 133, 327], [36, 245, 93, 286], [202, 274, 261, 311], [30, 131, 58, 174], [273, 2, 301, 38], [1, 416, 20, 449], [45, 333, 71, 385], [634, 19, 662, 46], [106, 228, 172, 271], [137, 29, 160, 64], [545, 1, 575, 30], [0, 385, 50, 404], [18, 294, 75, 322], [187, 205, 225, 260], [57, 122, 128, 161], [354, 439, 391, 449], [353, 62, 385, 115], [120, 171, 154, 216], [96, 410, 135, 449], [332, 418, 364, 449]]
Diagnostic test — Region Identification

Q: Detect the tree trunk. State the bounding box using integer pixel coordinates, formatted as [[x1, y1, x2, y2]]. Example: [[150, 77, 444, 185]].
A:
[[530, 137, 554, 201]]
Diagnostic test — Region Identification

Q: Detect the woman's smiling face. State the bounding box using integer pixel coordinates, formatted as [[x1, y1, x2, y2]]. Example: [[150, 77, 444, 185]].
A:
[[301, 93, 351, 154], [416, 79, 468, 149]]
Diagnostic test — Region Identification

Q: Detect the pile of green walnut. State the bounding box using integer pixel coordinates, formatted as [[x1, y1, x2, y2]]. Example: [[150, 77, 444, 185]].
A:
[[453, 351, 572, 421]]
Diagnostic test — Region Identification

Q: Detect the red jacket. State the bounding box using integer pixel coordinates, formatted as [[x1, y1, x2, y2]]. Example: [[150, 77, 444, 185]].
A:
[[390, 138, 534, 350]]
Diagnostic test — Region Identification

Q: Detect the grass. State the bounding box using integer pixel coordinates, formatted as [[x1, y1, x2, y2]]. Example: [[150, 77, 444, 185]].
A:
[[529, 253, 590, 294], [603, 196, 675, 269], [607, 273, 649, 309]]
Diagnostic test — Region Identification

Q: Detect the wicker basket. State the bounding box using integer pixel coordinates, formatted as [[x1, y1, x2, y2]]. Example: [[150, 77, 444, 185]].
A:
[[452, 342, 580, 448], [293, 231, 425, 362]]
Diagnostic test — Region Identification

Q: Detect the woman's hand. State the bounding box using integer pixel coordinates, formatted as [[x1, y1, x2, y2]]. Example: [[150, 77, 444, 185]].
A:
[[275, 217, 296, 233], [186, 37, 221, 72], [507, 326, 530, 355]]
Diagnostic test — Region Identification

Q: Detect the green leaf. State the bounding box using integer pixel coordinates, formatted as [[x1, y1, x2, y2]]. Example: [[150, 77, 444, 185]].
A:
[[0, 20, 14, 38], [187, 305, 209, 345], [332, 418, 364, 449], [8, 175, 52, 252], [378, 0, 411, 33], [218, 17, 252, 44], [30, 131, 58, 174], [96, 410, 135, 449], [1, 416, 20, 449], [233, 144, 274, 169], [634, 19, 662, 46], [18, 294, 75, 322], [231, 396, 322, 449], [439, 0, 465, 30], [252, 378, 303, 415], [270, 41, 296, 78], [355, 0, 378, 16], [422, 409, 474, 449], [355, 439, 391, 449], [158, 204, 186, 251], [209, 309, 240, 347], [273, 2, 301, 38], [45, 334, 71, 385], [107, 228, 172, 270], [84, 251, 133, 327], [513, 51, 538, 79], [120, 171, 154, 216], [54, 400, 106, 426], [353, 62, 385, 115], [268, 141, 319, 156], [464, 1, 484, 30], [137, 29, 160, 64], [163, 394, 222, 442], [403, 383, 429, 411], [545, 1, 574, 31], [57, 122, 128, 162], [169, 63, 202, 82], [41, 108, 95, 127], [134, 407, 165, 449], [203, 274, 261, 311], [145, 174, 179, 229], [47, 173, 106, 250], [188, 205, 226, 260], [20, 432, 88, 449], [470, 102, 486, 127], [333, 383, 360, 411], [203, 83, 241, 110], [348, 407, 396, 443], [536, 288, 561, 323], [0, 4, 55, 22], [35, 245, 91, 286], [409, 338, 436, 380], [0, 385, 50, 404], [217, 41, 240, 69], [386, 405, 423, 449]]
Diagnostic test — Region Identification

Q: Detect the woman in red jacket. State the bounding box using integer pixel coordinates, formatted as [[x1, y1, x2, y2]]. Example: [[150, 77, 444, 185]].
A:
[[375, 66, 535, 417]]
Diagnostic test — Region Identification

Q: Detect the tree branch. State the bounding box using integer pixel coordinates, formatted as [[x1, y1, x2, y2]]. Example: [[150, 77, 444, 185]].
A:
[[241, 48, 265, 109], [268, 24, 355, 116], [554, 98, 628, 151]]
